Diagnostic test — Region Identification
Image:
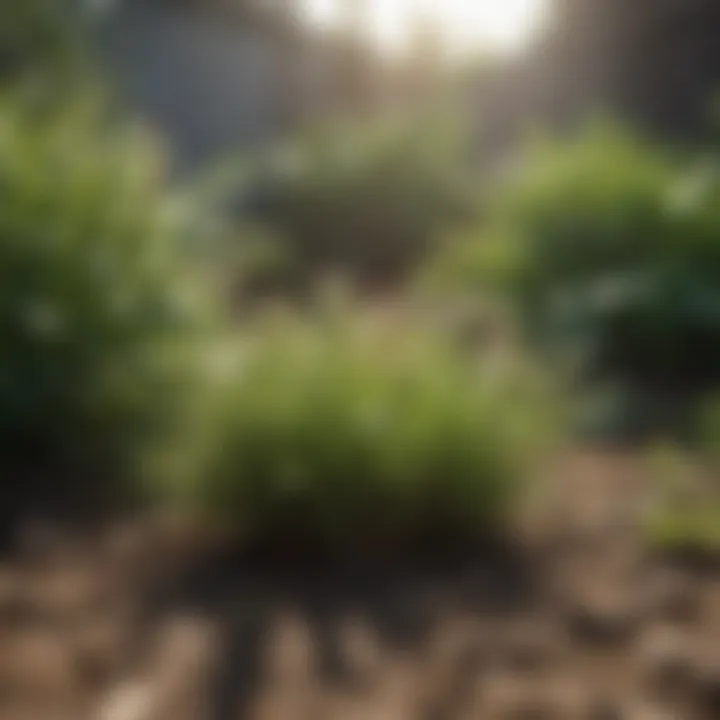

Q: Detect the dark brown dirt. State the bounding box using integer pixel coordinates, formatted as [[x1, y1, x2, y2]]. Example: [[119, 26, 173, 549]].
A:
[[0, 450, 718, 720]]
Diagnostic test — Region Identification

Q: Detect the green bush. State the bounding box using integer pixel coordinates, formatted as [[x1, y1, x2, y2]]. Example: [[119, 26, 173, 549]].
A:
[[423, 124, 720, 429], [240, 115, 475, 290], [0, 93, 216, 513], [166, 303, 556, 556]]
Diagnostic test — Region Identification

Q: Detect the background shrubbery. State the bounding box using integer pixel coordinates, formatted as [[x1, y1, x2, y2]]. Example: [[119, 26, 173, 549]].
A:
[[424, 124, 720, 438], [236, 114, 475, 292], [0, 0, 88, 87]]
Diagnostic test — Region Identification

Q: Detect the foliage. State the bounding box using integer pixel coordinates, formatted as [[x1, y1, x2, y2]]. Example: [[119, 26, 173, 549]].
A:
[[238, 114, 476, 290], [423, 124, 720, 425], [0, 0, 87, 84], [0, 92, 217, 511], [644, 442, 720, 555], [163, 303, 556, 556]]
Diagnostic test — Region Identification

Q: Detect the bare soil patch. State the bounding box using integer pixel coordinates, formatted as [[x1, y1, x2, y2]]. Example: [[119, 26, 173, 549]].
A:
[[0, 450, 718, 720]]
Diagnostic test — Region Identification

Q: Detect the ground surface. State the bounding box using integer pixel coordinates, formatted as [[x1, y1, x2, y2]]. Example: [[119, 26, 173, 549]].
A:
[[0, 450, 718, 720]]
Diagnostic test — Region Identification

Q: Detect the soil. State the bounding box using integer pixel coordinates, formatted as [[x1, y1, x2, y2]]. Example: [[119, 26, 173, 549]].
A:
[[0, 449, 718, 720]]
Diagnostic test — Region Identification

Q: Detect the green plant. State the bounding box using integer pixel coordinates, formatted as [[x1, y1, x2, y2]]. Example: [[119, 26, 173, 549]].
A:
[[166, 304, 557, 556], [424, 123, 720, 430], [644, 442, 720, 555], [240, 114, 475, 290], [0, 0, 87, 84], [0, 92, 217, 514]]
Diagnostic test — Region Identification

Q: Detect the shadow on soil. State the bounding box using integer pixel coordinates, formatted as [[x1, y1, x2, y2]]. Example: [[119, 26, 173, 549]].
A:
[[143, 542, 537, 720]]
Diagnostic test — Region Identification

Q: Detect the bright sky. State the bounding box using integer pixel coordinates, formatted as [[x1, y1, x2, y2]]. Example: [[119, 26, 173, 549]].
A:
[[304, 0, 549, 56]]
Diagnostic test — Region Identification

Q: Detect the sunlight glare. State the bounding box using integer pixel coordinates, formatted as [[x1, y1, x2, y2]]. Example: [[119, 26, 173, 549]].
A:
[[304, 0, 549, 56]]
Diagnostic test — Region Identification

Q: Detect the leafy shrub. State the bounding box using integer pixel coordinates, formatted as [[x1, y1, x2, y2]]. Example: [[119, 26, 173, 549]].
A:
[[0, 93, 216, 516], [0, 0, 86, 84], [238, 115, 475, 290], [423, 124, 720, 431], [166, 303, 556, 557]]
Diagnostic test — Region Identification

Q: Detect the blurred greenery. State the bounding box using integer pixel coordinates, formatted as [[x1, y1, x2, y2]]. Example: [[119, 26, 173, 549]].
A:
[[645, 441, 720, 554], [157, 301, 558, 557], [0, 0, 88, 85], [423, 123, 720, 438], [235, 113, 476, 291], [0, 2, 554, 553], [0, 91, 220, 515], [13, 0, 720, 556]]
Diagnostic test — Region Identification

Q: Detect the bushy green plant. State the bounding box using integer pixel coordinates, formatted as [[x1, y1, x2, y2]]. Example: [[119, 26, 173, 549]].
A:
[[240, 114, 475, 289], [424, 123, 720, 427], [0, 92, 217, 513], [167, 303, 556, 556]]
